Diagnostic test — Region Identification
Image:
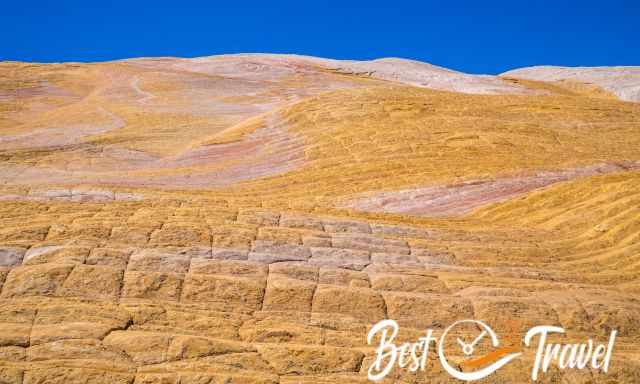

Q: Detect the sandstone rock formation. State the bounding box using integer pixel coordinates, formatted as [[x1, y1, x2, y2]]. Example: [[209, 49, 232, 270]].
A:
[[502, 65, 640, 102], [0, 54, 639, 383]]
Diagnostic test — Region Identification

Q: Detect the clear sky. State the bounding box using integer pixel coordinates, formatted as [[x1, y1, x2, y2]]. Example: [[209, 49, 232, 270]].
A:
[[2, 0, 638, 74]]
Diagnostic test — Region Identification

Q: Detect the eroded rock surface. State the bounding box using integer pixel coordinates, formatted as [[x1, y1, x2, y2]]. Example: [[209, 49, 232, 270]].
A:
[[0, 199, 638, 382], [1, 55, 640, 383], [503, 65, 640, 102], [343, 161, 640, 217]]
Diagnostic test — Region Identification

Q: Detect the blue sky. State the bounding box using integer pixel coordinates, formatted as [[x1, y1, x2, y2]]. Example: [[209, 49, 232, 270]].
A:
[[2, 0, 638, 74]]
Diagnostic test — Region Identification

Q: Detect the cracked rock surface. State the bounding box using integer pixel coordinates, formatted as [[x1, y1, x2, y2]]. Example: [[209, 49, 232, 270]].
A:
[[0, 54, 640, 383]]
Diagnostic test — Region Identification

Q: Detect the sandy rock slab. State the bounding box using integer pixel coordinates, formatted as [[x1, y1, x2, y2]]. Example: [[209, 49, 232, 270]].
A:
[[1, 54, 640, 383]]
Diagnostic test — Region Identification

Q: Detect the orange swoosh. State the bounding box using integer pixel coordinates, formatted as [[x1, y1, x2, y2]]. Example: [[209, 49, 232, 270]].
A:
[[461, 347, 521, 369]]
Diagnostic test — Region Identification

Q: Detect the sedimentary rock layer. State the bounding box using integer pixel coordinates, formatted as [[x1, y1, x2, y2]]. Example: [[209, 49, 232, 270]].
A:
[[1, 54, 639, 383], [502, 65, 640, 102], [343, 161, 640, 217]]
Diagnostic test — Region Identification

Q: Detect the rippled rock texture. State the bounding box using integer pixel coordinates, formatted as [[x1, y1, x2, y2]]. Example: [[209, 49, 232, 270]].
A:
[[0, 54, 639, 383]]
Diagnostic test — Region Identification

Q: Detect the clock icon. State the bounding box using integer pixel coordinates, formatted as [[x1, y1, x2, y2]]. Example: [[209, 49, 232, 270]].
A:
[[438, 319, 522, 382], [457, 329, 488, 356]]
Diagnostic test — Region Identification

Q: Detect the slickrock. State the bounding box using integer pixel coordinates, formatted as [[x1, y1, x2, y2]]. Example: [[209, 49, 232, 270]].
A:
[[312, 285, 387, 322], [263, 276, 316, 311], [322, 218, 372, 234], [1, 54, 640, 382], [249, 240, 311, 263], [330, 57, 530, 95], [383, 292, 474, 329], [344, 161, 640, 217], [319, 268, 370, 288], [370, 273, 449, 293], [210, 247, 249, 260], [0, 247, 25, 267], [189, 259, 268, 277], [58, 264, 123, 300], [269, 262, 318, 281], [309, 247, 370, 270], [370, 252, 422, 267], [86, 248, 132, 268], [502, 65, 640, 102], [331, 233, 410, 254], [0, 189, 143, 202], [279, 214, 325, 231], [1, 264, 74, 297], [181, 274, 266, 312], [128, 249, 191, 274], [122, 271, 184, 301], [256, 344, 364, 375], [22, 246, 89, 265], [31, 303, 130, 345]]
